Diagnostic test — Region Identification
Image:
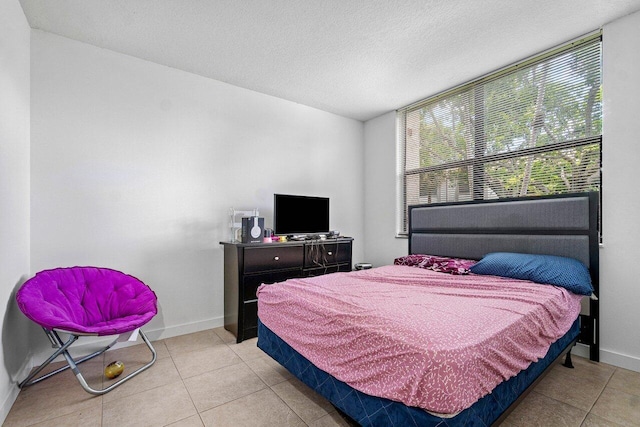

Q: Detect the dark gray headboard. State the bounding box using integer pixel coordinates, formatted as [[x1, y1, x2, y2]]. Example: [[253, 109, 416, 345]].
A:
[[408, 192, 599, 360]]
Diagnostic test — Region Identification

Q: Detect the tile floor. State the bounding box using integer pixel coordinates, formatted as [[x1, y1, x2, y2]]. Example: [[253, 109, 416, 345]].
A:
[[4, 328, 640, 426]]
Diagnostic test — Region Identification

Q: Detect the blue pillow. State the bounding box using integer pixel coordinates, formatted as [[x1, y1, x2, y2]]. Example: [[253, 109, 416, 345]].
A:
[[470, 252, 593, 295]]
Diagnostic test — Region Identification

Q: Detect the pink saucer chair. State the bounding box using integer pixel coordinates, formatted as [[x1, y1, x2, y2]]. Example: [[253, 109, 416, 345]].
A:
[[16, 267, 158, 395]]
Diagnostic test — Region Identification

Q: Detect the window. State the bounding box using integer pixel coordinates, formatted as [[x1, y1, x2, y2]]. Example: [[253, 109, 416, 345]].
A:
[[397, 33, 602, 236]]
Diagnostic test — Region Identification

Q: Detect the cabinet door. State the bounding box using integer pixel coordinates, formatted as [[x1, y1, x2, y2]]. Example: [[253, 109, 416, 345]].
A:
[[244, 246, 304, 273], [304, 242, 351, 268], [243, 301, 258, 329]]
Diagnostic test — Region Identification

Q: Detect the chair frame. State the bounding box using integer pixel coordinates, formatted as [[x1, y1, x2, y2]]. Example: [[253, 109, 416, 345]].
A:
[[19, 327, 157, 395]]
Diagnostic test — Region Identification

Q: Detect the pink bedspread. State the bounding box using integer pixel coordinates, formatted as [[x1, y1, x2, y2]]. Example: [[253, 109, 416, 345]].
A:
[[257, 265, 582, 414]]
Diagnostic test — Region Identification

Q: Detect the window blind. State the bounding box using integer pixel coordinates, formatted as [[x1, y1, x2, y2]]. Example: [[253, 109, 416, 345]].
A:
[[397, 32, 602, 236]]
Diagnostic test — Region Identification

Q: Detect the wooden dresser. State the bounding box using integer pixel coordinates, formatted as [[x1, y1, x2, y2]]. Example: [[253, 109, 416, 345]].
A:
[[220, 238, 353, 342]]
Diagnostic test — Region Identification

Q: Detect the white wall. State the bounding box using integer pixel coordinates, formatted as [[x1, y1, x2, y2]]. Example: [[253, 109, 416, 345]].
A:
[[363, 111, 406, 267], [30, 30, 364, 353], [599, 10, 640, 371], [0, 0, 32, 422], [363, 11, 640, 372]]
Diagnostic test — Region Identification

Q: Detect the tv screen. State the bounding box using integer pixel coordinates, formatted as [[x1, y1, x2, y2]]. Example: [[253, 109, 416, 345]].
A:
[[274, 194, 330, 235]]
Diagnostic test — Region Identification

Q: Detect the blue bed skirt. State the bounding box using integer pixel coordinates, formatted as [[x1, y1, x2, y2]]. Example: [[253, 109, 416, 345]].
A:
[[257, 319, 580, 427]]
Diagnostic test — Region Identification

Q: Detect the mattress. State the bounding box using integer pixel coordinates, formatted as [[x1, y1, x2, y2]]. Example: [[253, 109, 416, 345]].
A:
[[257, 265, 582, 414]]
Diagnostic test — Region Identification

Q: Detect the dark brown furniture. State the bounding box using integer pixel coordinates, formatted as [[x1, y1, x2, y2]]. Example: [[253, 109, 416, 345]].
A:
[[220, 238, 353, 343]]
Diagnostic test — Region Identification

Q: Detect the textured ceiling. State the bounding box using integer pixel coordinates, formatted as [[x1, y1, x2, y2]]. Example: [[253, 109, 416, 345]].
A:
[[18, 0, 640, 121]]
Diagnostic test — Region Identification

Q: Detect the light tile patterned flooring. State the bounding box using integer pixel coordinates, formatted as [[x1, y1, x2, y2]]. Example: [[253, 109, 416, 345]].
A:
[[5, 327, 640, 426]]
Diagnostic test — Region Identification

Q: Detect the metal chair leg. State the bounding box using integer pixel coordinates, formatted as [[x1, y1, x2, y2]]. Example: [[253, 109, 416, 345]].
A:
[[69, 330, 157, 395], [18, 331, 79, 388], [19, 329, 157, 395]]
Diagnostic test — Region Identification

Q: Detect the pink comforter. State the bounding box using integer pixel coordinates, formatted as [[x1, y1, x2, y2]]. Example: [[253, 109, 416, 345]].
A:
[[257, 265, 582, 414]]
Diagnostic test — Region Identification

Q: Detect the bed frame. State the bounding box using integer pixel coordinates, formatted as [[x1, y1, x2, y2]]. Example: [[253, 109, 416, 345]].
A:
[[408, 192, 599, 361], [258, 192, 600, 426]]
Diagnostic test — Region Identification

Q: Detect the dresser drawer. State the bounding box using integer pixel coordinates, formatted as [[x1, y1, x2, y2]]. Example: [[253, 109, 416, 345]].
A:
[[304, 242, 352, 269], [242, 269, 303, 301], [243, 246, 304, 273], [304, 263, 352, 277]]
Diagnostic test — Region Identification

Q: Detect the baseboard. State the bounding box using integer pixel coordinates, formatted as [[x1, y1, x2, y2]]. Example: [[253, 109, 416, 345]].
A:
[[600, 348, 640, 373], [570, 343, 640, 372], [33, 316, 225, 364], [144, 316, 225, 342], [0, 349, 38, 425], [0, 385, 20, 426]]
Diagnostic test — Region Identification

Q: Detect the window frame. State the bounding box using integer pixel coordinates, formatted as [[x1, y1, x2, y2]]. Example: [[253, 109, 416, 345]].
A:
[[396, 31, 602, 237]]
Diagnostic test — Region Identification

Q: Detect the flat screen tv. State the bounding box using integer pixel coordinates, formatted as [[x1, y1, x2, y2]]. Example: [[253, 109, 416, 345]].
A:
[[274, 194, 330, 236]]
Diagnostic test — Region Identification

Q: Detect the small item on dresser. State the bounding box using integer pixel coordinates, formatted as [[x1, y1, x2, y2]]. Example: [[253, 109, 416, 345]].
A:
[[263, 228, 273, 243], [241, 217, 264, 243]]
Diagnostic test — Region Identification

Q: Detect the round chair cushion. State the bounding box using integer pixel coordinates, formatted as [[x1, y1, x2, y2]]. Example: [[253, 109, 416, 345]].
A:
[[16, 267, 158, 336]]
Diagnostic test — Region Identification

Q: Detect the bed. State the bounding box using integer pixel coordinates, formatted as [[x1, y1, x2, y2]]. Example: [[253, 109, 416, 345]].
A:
[[257, 192, 599, 426]]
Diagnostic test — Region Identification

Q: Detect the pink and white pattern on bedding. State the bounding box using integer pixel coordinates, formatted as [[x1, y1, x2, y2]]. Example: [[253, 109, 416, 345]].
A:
[[394, 254, 476, 274], [257, 265, 582, 414]]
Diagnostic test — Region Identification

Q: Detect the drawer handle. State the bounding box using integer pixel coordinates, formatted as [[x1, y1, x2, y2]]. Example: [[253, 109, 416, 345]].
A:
[[274, 256, 279, 261], [327, 252, 333, 256]]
